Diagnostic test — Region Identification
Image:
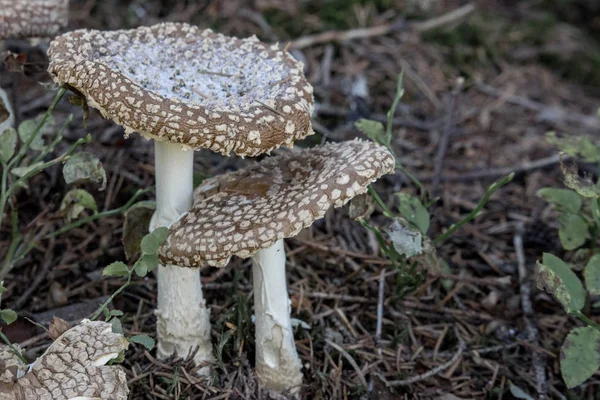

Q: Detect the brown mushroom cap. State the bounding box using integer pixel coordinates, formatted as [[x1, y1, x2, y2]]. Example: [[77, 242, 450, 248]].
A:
[[0, 0, 68, 40], [159, 139, 396, 267], [48, 22, 314, 156]]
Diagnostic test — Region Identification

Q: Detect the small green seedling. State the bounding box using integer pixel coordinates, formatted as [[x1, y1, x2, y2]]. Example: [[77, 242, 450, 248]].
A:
[[536, 120, 600, 388]]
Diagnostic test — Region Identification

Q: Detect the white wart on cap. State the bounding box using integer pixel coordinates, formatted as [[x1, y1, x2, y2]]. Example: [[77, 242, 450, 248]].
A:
[[0, 0, 69, 40], [159, 139, 396, 267], [47, 22, 314, 156]]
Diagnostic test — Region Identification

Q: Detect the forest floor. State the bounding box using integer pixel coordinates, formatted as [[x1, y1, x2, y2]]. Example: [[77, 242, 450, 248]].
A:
[[2, 0, 600, 399]]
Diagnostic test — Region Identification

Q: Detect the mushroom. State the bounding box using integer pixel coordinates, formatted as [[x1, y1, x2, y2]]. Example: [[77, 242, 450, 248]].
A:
[[159, 139, 396, 393], [0, 0, 69, 40], [0, 319, 129, 399], [47, 22, 314, 371]]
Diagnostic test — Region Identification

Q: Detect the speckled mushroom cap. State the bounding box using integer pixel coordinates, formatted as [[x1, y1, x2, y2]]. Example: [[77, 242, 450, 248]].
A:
[[0, 319, 129, 400], [0, 0, 68, 39], [159, 139, 395, 267], [47, 22, 314, 156]]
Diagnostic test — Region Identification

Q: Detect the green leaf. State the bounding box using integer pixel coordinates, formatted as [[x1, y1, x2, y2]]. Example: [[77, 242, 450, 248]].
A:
[[0, 128, 17, 164], [102, 261, 130, 277], [62, 152, 107, 190], [355, 119, 386, 145], [385, 219, 423, 258], [110, 317, 123, 334], [60, 189, 97, 222], [584, 254, 600, 296], [129, 334, 155, 350], [508, 381, 535, 400], [109, 310, 124, 318], [122, 201, 156, 260], [18, 119, 46, 151], [560, 159, 599, 198], [536, 253, 586, 314], [0, 309, 17, 325], [140, 227, 169, 255], [560, 326, 600, 388], [547, 132, 600, 163], [152, 227, 169, 244], [395, 193, 430, 234], [11, 161, 44, 178], [558, 213, 588, 250], [536, 187, 582, 214], [134, 254, 159, 277]]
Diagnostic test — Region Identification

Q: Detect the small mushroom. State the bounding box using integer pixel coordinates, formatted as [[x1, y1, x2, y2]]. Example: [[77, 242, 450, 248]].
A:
[[0, 319, 129, 399], [47, 22, 314, 371], [0, 0, 69, 40], [159, 139, 395, 393]]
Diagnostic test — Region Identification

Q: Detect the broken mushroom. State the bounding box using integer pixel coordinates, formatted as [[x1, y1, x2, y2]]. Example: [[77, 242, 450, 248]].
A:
[[159, 139, 395, 393], [0, 0, 69, 40], [0, 319, 129, 399], [47, 22, 314, 371]]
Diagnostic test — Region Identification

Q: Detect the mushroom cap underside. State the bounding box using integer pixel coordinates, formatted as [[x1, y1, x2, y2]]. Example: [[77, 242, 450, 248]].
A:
[[159, 139, 396, 268], [48, 22, 314, 156]]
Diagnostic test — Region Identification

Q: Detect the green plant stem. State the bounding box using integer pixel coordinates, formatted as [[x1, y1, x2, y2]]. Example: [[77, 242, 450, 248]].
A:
[[0, 211, 21, 280], [574, 310, 600, 331], [1, 88, 66, 218], [33, 114, 73, 164], [5, 135, 91, 201], [9, 88, 66, 170], [90, 272, 132, 320], [434, 172, 515, 245], [368, 186, 395, 218], [0, 330, 27, 364], [46, 188, 150, 239], [0, 188, 151, 280]]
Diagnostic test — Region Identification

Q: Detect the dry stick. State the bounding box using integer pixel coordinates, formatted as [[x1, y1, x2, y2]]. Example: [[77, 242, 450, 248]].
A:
[[431, 77, 464, 196], [289, 3, 476, 49], [369, 268, 386, 393], [413, 3, 476, 32], [325, 339, 369, 388], [418, 154, 561, 183], [514, 224, 547, 399], [385, 328, 466, 386], [475, 83, 600, 130]]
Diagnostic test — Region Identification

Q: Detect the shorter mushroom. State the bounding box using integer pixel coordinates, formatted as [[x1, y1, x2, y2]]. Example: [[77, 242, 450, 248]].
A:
[[159, 139, 396, 393], [0, 0, 69, 40], [0, 319, 130, 399]]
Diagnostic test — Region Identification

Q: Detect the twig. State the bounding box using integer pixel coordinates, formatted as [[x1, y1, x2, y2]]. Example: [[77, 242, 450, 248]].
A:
[[414, 3, 476, 32], [476, 83, 599, 129], [418, 154, 561, 183], [290, 19, 406, 49], [514, 223, 547, 399], [431, 77, 464, 196], [375, 268, 385, 357], [289, 3, 476, 49], [325, 339, 369, 388], [385, 328, 466, 386]]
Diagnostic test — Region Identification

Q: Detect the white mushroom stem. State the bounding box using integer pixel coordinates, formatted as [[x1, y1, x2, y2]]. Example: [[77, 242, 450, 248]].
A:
[[151, 140, 213, 374], [252, 239, 302, 393]]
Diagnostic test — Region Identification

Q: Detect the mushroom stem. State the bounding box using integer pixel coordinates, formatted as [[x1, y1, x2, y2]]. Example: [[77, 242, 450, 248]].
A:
[[252, 239, 302, 393], [151, 140, 213, 374]]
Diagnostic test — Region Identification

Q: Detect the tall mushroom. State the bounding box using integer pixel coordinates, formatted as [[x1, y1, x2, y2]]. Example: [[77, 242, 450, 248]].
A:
[[159, 139, 396, 392], [0, 0, 69, 39], [47, 23, 314, 369]]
